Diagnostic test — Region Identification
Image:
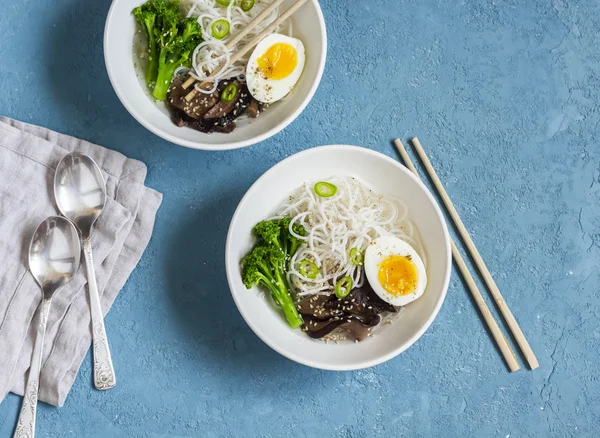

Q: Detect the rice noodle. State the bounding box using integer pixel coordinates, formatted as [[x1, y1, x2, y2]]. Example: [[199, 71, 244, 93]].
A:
[[179, 0, 289, 94], [273, 176, 427, 298]]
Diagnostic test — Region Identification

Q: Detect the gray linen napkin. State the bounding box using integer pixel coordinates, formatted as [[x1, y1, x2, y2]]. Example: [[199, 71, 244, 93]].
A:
[[0, 117, 162, 407]]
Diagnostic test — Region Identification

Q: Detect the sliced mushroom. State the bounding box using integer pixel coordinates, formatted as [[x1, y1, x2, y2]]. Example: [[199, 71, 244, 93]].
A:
[[203, 80, 241, 120], [297, 295, 343, 320], [303, 313, 381, 341], [247, 98, 260, 118], [337, 284, 397, 316], [204, 82, 252, 123], [167, 78, 252, 134], [296, 282, 397, 342], [296, 295, 330, 314], [167, 78, 219, 120], [168, 107, 237, 134]]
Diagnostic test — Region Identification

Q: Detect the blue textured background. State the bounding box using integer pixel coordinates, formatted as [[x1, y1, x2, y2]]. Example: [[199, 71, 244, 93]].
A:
[[1, 0, 599, 436]]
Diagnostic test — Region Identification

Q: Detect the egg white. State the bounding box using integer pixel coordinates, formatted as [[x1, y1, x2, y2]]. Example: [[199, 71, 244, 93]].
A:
[[245, 34, 306, 104], [364, 236, 428, 306]]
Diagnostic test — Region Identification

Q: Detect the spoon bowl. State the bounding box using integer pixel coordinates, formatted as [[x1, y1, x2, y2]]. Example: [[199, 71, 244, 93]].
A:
[[54, 153, 106, 237], [29, 216, 81, 297]]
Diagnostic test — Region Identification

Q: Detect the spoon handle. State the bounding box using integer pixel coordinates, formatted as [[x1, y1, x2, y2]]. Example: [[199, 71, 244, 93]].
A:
[[13, 298, 51, 438], [83, 237, 117, 390]]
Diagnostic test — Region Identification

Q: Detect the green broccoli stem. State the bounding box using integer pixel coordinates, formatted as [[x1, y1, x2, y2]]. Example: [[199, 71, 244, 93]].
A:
[[146, 37, 158, 85], [153, 52, 178, 100], [254, 268, 302, 329], [257, 260, 302, 328], [279, 296, 303, 329], [288, 240, 299, 263], [272, 268, 303, 329]]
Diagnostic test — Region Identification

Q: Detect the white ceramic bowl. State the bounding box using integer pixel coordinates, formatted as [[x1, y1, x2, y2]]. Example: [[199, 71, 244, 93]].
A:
[[226, 146, 452, 370], [104, 0, 327, 150]]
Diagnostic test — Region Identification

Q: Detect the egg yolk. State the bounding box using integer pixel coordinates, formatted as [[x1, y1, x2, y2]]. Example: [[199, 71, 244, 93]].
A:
[[256, 43, 298, 80], [378, 255, 418, 296]]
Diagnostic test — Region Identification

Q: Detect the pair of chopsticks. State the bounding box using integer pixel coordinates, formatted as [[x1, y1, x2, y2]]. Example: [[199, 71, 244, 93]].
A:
[[394, 138, 538, 372], [182, 0, 308, 102]]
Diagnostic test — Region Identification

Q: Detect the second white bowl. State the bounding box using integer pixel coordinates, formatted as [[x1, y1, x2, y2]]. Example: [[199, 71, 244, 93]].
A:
[[226, 145, 452, 370]]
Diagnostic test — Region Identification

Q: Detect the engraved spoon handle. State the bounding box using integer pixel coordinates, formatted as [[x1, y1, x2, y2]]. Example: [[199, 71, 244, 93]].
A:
[[83, 237, 116, 390], [13, 298, 51, 438]]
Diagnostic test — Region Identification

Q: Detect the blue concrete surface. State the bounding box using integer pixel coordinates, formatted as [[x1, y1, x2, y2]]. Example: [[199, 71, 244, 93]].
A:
[[1, 0, 599, 436]]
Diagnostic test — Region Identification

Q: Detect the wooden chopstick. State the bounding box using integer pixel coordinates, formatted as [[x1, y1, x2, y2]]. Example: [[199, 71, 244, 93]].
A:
[[393, 139, 520, 372], [184, 0, 308, 102], [181, 0, 287, 90], [410, 137, 539, 370]]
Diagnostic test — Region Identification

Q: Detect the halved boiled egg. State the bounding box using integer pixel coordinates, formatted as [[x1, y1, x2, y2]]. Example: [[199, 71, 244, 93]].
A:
[[364, 236, 427, 306], [245, 34, 305, 104]]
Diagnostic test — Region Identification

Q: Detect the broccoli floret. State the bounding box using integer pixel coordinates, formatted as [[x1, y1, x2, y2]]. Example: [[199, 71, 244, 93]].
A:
[[182, 17, 202, 42], [242, 245, 303, 329], [253, 220, 283, 249], [254, 219, 307, 268], [133, 0, 203, 100]]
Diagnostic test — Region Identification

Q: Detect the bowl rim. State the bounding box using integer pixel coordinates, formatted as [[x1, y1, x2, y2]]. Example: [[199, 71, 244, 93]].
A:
[[225, 145, 452, 370], [103, 0, 328, 151]]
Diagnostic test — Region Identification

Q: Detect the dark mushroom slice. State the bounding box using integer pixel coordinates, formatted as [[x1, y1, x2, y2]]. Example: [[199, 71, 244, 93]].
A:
[[167, 106, 236, 134], [303, 318, 346, 339], [204, 81, 252, 121], [167, 78, 219, 120], [297, 295, 343, 320], [334, 283, 397, 316], [203, 80, 241, 120], [190, 118, 237, 134], [190, 82, 251, 133], [166, 77, 253, 134], [338, 318, 380, 342], [303, 313, 381, 342], [169, 106, 189, 128], [247, 98, 260, 118], [296, 281, 398, 342], [296, 294, 330, 313]]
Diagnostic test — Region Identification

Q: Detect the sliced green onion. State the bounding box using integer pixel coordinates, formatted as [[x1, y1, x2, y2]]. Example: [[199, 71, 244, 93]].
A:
[[314, 182, 337, 197], [211, 19, 230, 39], [335, 276, 353, 299], [298, 259, 319, 279], [216, 0, 232, 5], [349, 248, 364, 266], [220, 83, 238, 102], [240, 0, 255, 11]]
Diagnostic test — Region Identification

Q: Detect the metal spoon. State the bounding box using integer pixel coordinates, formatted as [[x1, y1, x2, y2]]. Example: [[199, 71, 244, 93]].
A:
[[13, 216, 81, 438], [54, 153, 116, 390]]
